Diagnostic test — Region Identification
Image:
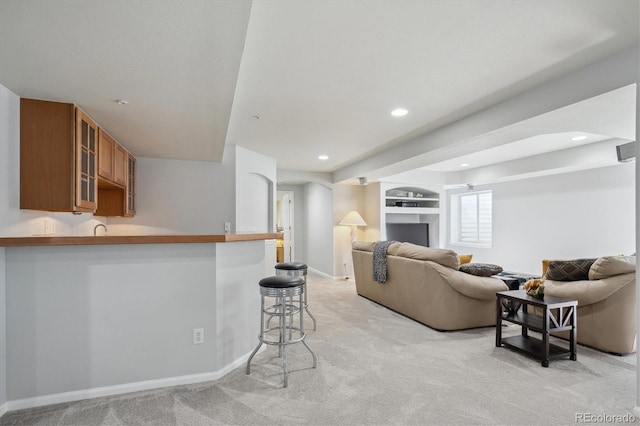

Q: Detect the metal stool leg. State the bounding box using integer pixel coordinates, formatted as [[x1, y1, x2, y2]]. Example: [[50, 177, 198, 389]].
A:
[[303, 280, 317, 331], [281, 295, 289, 387], [278, 295, 284, 358], [246, 294, 265, 375], [299, 289, 317, 368]]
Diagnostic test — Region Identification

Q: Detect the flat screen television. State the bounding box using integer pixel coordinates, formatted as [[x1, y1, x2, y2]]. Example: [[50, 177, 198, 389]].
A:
[[385, 223, 429, 247]]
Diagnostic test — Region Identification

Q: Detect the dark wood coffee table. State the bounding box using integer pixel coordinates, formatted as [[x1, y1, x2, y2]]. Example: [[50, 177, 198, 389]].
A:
[[496, 290, 577, 367]]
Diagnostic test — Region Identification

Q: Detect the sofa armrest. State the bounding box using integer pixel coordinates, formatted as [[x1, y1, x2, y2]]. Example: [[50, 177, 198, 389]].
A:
[[544, 272, 635, 305], [431, 263, 508, 300]]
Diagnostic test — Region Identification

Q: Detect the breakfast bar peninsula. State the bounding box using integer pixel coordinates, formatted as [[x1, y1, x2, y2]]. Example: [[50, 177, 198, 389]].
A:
[[0, 233, 279, 407]]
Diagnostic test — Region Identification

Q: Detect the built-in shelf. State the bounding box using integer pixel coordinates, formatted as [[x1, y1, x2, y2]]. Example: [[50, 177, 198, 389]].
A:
[[380, 184, 442, 248], [384, 187, 440, 210], [384, 207, 440, 215]]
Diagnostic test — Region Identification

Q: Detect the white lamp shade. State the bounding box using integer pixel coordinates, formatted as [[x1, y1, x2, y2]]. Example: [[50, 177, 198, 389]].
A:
[[339, 210, 367, 226]]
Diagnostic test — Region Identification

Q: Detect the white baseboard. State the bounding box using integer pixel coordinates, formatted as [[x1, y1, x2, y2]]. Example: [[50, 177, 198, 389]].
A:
[[6, 347, 263, 412], [307, 267, 335, 280]]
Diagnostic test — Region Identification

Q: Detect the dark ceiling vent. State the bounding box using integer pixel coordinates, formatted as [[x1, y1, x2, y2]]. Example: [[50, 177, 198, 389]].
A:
[[616, 141, 636, 163]]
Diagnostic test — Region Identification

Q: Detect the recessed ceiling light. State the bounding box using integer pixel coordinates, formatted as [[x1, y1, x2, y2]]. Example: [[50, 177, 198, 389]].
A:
[[460, 163, 470, 167], [391, 108, 408, 117], [571, 135, 587, 141], [116, 99, 129, 105], [318, 155, 329, 160]]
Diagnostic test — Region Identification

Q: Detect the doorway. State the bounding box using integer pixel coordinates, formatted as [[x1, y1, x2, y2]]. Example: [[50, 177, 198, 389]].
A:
[[277, 191, 295, 262]]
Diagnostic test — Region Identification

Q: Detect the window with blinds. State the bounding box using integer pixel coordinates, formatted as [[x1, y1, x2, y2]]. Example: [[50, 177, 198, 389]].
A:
[[450, 190, 492, 246]]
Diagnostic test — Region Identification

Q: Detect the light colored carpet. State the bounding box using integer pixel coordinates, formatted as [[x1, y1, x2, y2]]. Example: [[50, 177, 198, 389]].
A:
[[1, 273, 636, 425]]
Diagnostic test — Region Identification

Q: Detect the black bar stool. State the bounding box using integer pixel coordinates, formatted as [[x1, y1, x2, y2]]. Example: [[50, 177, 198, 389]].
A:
[[275, 262, 317, 331], [246, 275, 317, 387]]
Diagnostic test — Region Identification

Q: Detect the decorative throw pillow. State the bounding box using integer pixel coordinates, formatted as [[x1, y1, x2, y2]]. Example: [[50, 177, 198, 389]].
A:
[[458, 254, 473, 265], [459, 263, 503, 277], [545, 258, 597, 281]]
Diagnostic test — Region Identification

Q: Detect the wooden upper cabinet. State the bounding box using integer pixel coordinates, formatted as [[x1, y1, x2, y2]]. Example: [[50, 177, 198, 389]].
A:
[[98, 129, 127, 187], [95, 146, 135, 217], [98, 128, 115, 181], [20, 99, 97, 213], [21, 98, 136, 216]]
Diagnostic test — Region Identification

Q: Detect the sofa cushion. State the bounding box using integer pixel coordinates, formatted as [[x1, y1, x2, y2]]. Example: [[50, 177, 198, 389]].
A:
[[459, 263, 503, 277], [352, 241, 404, 253], [589, 255, 636, 280], [545, 259, 596, 281], [458, 254, 473, 264], [391, 243, 459, 270], [352, 241, 376, 251]]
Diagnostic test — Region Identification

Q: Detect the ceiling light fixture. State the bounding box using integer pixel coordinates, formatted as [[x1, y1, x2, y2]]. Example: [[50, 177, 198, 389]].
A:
[[116, 99, 129, 105], [391, 108, 408, 117], [460, 163, 470, 167], [571, 135, 587, 141], [318, 155, 329, 160]]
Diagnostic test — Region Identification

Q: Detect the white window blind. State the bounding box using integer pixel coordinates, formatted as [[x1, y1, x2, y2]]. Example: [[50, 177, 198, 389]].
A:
[[452, 191, 492, 245]]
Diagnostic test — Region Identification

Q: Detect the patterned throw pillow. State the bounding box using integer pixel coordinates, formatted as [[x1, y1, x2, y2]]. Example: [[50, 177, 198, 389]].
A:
[[545, 258, 597, 281], [459, 263, 503, 277]]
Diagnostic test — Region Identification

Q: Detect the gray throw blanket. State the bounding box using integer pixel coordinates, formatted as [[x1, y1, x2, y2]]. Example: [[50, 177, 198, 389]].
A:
[[373, 240, 395, 283]]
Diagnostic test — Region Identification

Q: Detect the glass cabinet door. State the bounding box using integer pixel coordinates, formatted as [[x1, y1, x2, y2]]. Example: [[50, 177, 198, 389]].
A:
[[75, 108, 98, 211], [125, 153, 136, 216]]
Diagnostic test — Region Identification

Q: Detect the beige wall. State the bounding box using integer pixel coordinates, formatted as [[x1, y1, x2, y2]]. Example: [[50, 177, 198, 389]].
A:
[[333, 183, 366, 278]]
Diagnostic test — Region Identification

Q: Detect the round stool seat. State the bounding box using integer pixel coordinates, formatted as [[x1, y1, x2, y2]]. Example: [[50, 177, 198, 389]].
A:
[[275, 262, 307, 271], [259, 276, 304, 289]]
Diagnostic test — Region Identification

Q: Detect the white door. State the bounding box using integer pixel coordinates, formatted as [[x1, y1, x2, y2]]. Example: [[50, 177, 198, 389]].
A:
[[278, 191, 295, 262]]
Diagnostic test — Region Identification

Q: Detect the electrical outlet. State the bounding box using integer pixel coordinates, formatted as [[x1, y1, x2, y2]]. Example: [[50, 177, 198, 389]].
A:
[[224, 222, 231, 234], [193, 328, 204, 345]]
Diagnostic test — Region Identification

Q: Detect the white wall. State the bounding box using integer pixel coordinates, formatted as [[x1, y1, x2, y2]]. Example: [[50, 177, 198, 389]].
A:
[[235, 146, 276, 233], [5, 241, 263, 403], [447, 163, 635, 274], [108, 155, 236, 235], [0, 83, 13, 412], [0, 248, 6, 411], [304, 183, 333, 275]]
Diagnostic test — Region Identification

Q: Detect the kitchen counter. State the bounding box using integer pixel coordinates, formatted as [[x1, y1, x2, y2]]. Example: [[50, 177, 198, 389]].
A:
[[0, 232, 281, 247]]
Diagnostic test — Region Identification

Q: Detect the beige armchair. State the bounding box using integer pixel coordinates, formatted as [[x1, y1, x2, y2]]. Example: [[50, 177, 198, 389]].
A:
[[544, 255, 636, 354]]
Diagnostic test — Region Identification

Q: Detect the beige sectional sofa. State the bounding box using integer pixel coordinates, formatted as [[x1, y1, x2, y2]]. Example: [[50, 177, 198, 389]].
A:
[[544, 255, 636, 354], [352, 241, 508, 331]]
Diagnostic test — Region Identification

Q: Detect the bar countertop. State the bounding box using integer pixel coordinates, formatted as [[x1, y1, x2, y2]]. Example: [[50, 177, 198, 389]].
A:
[[0, 233, 282, 247]]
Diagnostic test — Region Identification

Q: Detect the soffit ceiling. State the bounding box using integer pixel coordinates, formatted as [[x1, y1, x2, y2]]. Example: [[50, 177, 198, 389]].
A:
[[0, 0, 252, 162], [0, 0, 638, 176]]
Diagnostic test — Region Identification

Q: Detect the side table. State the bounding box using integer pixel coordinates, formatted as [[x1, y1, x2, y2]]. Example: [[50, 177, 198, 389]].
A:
[[494, 271, 540, 313], [496, 290, 577, 367]]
